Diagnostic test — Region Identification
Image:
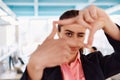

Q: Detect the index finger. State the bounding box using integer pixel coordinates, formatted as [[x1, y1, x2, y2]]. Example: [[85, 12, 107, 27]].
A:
[[86, 29, 96, 48], [89, 5, 98, 19], [47, 21, 57, 39], [54, 17, 77, 26]]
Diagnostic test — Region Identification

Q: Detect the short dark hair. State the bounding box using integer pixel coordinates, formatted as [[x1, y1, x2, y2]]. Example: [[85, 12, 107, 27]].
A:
[[92, 46, 97, 51], [58, 10, 79, 32]]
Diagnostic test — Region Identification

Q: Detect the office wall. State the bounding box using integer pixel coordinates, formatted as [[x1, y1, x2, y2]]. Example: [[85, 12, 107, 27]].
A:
[[0, 26, 7, 46]]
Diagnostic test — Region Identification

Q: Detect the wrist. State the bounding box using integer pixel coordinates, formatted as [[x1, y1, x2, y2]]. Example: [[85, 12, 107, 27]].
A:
[[27, 60, 44, 80], [103, 17, 113, 31]]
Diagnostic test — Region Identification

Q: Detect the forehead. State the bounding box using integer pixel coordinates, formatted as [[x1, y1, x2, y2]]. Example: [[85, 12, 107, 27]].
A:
[[61, 23, 86, 32]]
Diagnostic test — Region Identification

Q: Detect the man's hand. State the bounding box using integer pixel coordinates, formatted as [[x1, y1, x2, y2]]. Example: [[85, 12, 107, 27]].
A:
[[82, 5, 120, 45], [55, 5, 120, 47], [27, 22, 74, 80]]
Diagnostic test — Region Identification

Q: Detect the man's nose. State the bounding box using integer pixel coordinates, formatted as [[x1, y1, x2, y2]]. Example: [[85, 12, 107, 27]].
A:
[[66, 37, 83, 47], [70, 37, 80, 47]]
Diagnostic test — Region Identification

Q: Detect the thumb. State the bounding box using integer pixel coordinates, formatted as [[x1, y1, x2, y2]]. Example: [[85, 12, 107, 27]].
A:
[[86, 20, 103, 48], [47, 21, 57, 39]]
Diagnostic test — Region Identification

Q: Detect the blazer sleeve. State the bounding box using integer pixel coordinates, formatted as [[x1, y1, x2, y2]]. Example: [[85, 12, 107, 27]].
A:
[[20, 68, 29, 80], [105, 24, 120, 52], [100, 24, 120, 78]]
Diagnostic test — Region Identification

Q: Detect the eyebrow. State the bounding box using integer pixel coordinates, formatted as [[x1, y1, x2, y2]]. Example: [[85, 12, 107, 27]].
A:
[[65, 30, 85, 34], [65, 30, 74, 33]]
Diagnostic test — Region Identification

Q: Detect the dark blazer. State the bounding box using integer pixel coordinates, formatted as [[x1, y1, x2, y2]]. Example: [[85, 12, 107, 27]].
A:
[[21, 25, 120, 80]]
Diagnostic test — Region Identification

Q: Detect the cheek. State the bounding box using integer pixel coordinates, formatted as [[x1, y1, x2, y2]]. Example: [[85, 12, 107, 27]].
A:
[[79, 37, 85, 42], [59, 33, 68, 39]]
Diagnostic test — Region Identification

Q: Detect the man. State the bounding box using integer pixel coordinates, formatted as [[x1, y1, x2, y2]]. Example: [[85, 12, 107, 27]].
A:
[[21, 5, 120, 80]]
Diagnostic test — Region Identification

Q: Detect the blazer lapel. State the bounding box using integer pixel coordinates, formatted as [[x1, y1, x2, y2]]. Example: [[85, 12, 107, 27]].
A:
[[80, 53, 105, 80], [43, 66, 63, 80]]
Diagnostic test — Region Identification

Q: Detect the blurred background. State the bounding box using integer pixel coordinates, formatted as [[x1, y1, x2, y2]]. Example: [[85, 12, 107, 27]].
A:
[[0, 0, 120, 80]]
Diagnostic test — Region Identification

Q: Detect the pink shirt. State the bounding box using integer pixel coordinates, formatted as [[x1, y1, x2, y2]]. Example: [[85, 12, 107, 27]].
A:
[[60, 52, 85, 80]]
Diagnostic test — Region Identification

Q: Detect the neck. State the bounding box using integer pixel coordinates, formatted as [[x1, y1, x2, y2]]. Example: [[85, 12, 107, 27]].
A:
[[68, 52, 78, 65]]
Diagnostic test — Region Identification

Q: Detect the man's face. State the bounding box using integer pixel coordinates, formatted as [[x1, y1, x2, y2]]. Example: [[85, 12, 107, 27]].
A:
[[58, 23, 86, 54]]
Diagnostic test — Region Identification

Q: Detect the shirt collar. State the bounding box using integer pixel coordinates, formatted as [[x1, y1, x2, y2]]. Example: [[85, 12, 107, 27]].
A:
[[69, 51, 81, 68]]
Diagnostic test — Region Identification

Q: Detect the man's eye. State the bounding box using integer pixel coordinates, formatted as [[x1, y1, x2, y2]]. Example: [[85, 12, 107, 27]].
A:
[[78, 34, 84, 37], [65, 33, 73, 37]]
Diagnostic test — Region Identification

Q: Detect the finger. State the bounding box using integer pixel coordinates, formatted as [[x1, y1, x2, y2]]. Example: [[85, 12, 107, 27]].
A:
[[80, 19, 92, 29], [54, 17, 77, 26], [47, 21, 57, 39], [66, 39, 85, 48], [83, 9, 94, 23], [77, 11, 92, 29], [77, 19, 92, 30], [86, 20, 104, 47], [86, 29, 96, 47], [89, 5, 98, 19], [63, 44, 71, 53]]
